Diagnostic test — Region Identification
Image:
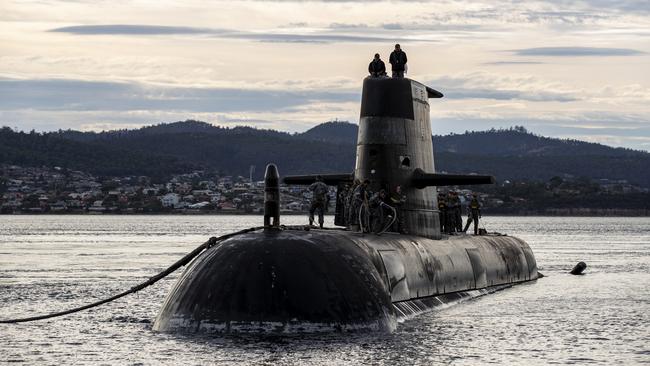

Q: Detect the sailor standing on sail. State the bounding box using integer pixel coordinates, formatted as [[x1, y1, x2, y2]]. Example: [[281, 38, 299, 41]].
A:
[[389, 44, 408, 78], [309, 176, 329, 228]]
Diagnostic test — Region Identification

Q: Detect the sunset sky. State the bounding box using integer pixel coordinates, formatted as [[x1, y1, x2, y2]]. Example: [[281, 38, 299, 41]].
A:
[[1, 0, 649, 150]]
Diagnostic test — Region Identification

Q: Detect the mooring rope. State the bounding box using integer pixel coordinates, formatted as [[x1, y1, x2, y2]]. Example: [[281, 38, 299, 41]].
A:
[[376, 202, 397, 235], [0, 226, 264, 324]]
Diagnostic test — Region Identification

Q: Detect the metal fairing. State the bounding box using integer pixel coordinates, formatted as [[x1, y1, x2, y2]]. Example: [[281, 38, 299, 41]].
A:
[[153, 229, 538, 333], [342, 232, 538, 303], [362, 234, 537, 302]]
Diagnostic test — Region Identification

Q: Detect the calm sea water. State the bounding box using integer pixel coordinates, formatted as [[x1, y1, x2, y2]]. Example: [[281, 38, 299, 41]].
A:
[[1, 215, 649, 365]]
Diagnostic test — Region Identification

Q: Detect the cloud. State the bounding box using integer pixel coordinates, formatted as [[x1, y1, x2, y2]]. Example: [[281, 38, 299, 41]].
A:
[[444, 89, 578, 102], [328, 22, 368, 29], [522, 10, 610, 24], [49, 25, 219, 35], [381, 23, 403, 30], [426, 73, 582, 102], [0, 72, 589, 119], [230, 33, 414, 43], [512, 47, 645, 57], [483, 61, 546, 65], [571, 0, 650, 14], [0, 77, 358, 112], [49, 24, 433, 44]]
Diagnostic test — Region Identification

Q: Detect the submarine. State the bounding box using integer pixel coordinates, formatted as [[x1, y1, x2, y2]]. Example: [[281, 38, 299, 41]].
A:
[[153, 77, 539, 333]]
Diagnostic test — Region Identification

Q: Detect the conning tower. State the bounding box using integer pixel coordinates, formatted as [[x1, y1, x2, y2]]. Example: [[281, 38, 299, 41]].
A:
[[286, 77, 493, 236], [356, 77, 442, 238]]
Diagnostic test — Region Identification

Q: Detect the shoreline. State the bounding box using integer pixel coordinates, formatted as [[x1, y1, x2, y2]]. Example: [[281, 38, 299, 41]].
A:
[[1, 210, 648, 217]]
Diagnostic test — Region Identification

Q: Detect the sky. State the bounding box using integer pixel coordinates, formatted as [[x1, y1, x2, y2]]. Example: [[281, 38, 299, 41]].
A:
[[1, 0, 649, 151]]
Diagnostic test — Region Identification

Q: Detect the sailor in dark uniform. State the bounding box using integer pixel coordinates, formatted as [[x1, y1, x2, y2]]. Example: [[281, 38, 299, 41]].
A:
[[463, 193, 482, 235], [308, 175, 329, 228], [368, 53, 387, 77], [438, 193, 447, 233]]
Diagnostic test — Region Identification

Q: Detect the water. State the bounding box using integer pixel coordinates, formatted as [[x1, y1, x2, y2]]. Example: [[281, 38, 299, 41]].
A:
[[1, 215, 649, 365]]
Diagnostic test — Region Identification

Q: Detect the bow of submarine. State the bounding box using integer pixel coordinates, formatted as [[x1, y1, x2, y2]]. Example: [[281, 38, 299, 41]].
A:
[[152, 229, 395, 333]]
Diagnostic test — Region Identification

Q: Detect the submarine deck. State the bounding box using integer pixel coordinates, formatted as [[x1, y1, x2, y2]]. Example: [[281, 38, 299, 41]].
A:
[[293, 227, 538, 302]]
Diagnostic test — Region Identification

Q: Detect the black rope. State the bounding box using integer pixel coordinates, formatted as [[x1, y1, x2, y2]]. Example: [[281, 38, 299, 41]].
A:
[[0, 226, 264, 324]]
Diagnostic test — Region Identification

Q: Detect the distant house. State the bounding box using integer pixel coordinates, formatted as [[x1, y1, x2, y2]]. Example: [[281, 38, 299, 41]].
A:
[[219, 202, 237, 211], [286, 201, 302, 211], [160, 193, 180, 208], [192, 189, 213, 196], [88, 200, 106, 212], [50, 201, 68, 212], [187, 201, 210, 209]]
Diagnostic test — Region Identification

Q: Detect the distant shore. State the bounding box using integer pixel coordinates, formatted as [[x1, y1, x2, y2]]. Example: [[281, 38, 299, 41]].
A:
[[1, 209, 648, 217]]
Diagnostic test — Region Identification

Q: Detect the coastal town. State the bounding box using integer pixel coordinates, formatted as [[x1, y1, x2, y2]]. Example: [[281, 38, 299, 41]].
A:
[[0, 164, 327, 214], [1, 164, 648, 215]]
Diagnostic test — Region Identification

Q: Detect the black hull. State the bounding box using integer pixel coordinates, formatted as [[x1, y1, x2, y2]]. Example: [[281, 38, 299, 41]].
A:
[[153, 228, 538, 333]]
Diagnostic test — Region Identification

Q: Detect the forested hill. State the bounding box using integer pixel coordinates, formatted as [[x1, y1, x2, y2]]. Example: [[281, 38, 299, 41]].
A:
[[297, 121, 358, 144], [2, 121, 649, 187], [0, 126, 194, 180], [432, 126, 641, 157]]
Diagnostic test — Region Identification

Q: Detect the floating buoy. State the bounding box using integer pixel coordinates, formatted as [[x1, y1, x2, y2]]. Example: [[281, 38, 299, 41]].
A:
[[570, 261, 587, 275]]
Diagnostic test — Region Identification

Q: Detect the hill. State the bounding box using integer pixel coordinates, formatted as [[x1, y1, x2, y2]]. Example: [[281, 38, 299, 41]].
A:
[[0, 127, 193, 179], [431, 127, 650, 186], [297, 121, 358, 144], [2, 121, 650, 187]]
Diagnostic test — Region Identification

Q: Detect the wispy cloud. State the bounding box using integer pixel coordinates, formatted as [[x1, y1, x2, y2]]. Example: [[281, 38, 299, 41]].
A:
[[0, 77, 358, 112], [511, 47, 645, 57], [483, 61, 546, 65], [49, 24, 433, 44], [426, 73, 582, 102], [49, 25, 219, 35]]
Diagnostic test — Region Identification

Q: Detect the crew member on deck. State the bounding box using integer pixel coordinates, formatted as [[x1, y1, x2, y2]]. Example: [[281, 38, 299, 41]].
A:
[[309, 176, 329, 228], [438, 193, 447, 233], [463, 193, 482, 235], [452, 191, 463, 232], [390, 185, 407, 233], [369, 189, 389, 233], [352, 180, 371, 232], [345, 179, 361, 227]]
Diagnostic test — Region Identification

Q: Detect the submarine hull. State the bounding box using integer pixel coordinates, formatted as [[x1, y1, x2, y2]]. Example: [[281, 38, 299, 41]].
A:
[[153, 229, 538, 333]]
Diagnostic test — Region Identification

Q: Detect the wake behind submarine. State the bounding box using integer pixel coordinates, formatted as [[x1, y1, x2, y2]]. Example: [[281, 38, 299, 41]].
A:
[[153, 77, 539, 333]]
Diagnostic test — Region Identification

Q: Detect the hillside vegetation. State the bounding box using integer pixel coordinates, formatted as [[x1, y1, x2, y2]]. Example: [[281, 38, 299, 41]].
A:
[[1, 121, 649, 187]]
